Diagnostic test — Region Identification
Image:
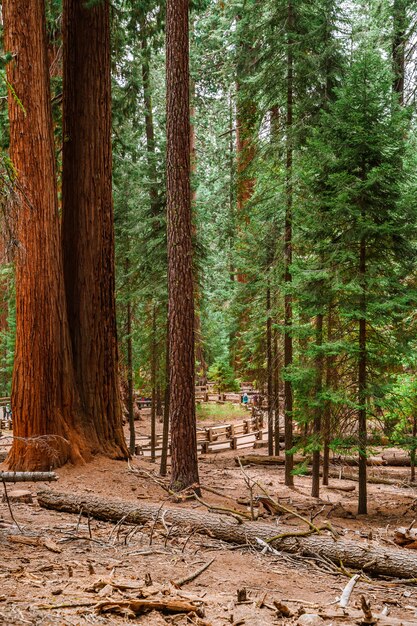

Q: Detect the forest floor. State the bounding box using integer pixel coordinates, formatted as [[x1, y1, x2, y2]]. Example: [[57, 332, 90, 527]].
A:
[[0, 409, 416, 625]]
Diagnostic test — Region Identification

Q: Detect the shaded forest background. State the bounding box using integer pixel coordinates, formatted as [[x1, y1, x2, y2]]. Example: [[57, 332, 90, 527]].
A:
[[1, 0, 417, 508]]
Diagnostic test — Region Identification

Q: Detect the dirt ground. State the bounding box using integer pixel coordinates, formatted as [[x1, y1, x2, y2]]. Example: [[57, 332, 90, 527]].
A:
[[0, 411, 417, 625]]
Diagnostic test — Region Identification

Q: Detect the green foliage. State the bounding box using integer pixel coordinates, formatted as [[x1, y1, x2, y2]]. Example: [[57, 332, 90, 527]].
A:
[[196, 402, 248, 422], [0, 264, 15, 396], [2, 0, 417, 492], [207, 360, 240, 393]]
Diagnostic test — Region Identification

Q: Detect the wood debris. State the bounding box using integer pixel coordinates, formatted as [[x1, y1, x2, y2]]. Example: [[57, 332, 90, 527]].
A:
[[7, 534, 62, 553], [394, 525, 417, 549], [95, 597, 204, 618]]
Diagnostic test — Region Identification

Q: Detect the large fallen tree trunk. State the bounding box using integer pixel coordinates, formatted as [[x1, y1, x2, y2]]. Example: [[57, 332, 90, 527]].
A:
[[38, 490, 417, 580], [0, 472, 58, 482], [236, 455, 386, 467]]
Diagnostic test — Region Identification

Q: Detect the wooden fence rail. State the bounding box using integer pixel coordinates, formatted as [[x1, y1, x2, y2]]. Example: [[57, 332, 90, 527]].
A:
[[135, 413, 265, 458]]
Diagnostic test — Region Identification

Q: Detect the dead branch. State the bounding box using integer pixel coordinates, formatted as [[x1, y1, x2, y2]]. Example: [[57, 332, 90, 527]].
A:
[[95, 598, 204, 617], [193, 491, 249, 523], [171, 557, 216, 588], [339, 573, 361, 608], [8, 534, 61, 553]]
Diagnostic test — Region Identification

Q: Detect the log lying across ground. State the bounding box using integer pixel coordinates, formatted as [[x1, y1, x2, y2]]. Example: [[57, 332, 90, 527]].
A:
[[38, 490, 417, 580], [236, 455, 386, 467], [0, 472, 58, 482], [382, 453, 411, 467]]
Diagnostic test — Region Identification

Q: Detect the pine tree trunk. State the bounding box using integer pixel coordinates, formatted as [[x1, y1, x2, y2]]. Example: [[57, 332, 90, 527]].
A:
[[311, 313, 323, 498], [156, 384, 163, 418], [273, 324, 281, 456], [166, 0, 200, 492], [358, 236, 367, 515], [126, 295, 135, 456], [270, 110, 281, 458], [61, 0, 127, 459], [411, 414, 417, 483], [266, 288, 274, 455], [160, 326, 170, 477], [151, 304, 157, 462], [284, 0, 294, 487], [322, 305, 334, 486], [3, 0, 89, 471]]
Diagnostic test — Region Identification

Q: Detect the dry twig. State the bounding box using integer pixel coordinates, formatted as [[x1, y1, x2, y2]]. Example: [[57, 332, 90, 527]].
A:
[[172, 557, 216, 588]]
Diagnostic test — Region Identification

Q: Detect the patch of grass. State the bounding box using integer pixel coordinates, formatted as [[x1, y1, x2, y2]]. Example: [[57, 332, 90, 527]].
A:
[[196, 402, 248, 423]]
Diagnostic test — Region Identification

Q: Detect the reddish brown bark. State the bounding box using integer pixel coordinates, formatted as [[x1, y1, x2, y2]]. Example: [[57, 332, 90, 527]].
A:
[[61, 0, 127, 459], [166, 0, 200, 491], [3, 0, 89, 471]]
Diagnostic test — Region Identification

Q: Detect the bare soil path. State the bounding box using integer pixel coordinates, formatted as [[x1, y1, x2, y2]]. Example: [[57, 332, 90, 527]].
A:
[[0, 416, 416, 625]]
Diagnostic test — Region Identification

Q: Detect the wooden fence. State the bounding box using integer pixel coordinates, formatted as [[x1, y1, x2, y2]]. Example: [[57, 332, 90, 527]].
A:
[[135, 413, 265, 458], [0, 397, 11, 429]]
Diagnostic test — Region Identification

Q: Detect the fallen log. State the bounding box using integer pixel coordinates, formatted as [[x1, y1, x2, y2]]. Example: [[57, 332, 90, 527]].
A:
[[236, 455, 307, 466], [0, 472, 58, 482], [326, 484, 356, 492], [381, 453, 411, 467], [235, 455, 385, 467], [95, 598, 203, 618], [332, 456, 386, 467], [235, 456, 401, 485], [38, 490, 417, 580]]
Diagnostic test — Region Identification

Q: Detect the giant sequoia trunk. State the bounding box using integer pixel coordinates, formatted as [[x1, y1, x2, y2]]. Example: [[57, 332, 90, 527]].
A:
[[62, 0, 127, 459], [3, 0, 89, 470], [166, 0, 200, 491], [38, 490, 417, 580]]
